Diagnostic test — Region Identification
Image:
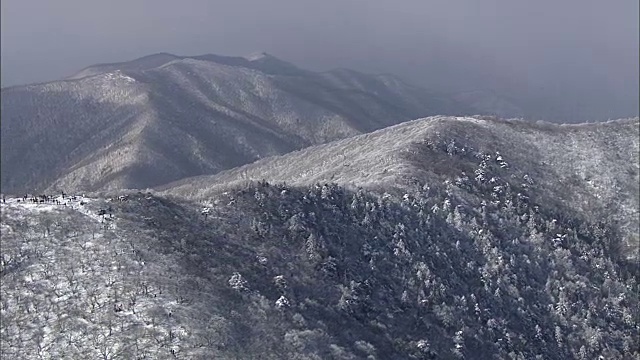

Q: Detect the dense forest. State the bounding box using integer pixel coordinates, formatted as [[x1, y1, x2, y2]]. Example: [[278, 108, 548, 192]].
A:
[[2, 132, 637, 358]]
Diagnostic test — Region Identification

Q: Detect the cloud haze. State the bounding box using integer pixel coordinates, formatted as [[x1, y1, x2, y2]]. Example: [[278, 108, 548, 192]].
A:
[[2, 0, 637, 121]]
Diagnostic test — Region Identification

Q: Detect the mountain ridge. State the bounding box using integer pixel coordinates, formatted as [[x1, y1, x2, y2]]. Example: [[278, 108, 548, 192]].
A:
[[66, 52, 310, 81], [1, 115, 637, 359], [161, 115, 640, 257], [1, 53, 477, 194]]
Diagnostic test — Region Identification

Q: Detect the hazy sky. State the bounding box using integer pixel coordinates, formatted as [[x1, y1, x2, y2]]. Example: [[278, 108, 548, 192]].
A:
[[1, 0, 638, 120]]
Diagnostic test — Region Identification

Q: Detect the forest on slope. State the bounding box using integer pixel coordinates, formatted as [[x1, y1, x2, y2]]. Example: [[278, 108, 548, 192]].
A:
[[1, 117, 637, 359], [164, 116, 640, 257]]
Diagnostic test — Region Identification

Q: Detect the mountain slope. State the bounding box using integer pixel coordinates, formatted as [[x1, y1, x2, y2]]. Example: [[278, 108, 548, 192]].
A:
[[0, 72, 151, 192], [66, 52, 182, 80], [1, 53, 475, 194], [163, 115, 640, 256], [2, 114, 638, 358], [68, 52, 309, 80]]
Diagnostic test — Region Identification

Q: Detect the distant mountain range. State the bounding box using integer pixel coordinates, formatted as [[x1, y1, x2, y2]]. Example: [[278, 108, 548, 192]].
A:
[[1, 52, 493, 194]]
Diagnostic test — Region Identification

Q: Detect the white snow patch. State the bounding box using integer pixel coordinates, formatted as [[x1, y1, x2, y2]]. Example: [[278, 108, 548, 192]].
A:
[[455, 116, 486, 124], [104, 71, 136, 83], [245, 52, 269, 61]]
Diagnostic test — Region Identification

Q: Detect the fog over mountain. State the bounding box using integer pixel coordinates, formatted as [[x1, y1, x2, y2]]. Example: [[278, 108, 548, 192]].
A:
[[2, 0, 638, 122], [1, 52, 482, 194], [1, 2, 638, 358]]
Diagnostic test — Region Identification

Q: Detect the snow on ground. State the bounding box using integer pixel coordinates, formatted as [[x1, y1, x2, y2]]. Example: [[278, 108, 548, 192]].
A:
[[455, 116, 488, 124], [104, 71, 136, 83], [1, 195, 104, 223], [245, 52, 269, 61], [1, 192, 171, 359]]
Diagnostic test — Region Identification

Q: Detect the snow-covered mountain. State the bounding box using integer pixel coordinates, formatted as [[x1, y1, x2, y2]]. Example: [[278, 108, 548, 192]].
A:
[[2, 49, 637, 359], [163, 115, 640, 257], [1, 116, 637, 359], [1, 52, 474, 194]]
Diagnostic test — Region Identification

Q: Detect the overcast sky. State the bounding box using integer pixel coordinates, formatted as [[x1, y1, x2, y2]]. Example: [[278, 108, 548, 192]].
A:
[[1, 0, 638, 120]]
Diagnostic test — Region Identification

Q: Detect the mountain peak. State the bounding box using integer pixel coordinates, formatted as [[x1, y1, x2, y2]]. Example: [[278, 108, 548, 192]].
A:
[[245, 51, 274, 61], [68, 52, 181, 80]]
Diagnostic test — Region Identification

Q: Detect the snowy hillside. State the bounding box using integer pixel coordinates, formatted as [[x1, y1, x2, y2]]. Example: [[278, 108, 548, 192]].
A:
[[163, 115, 640, 257], [1, 53, 476, 194], [2, 150, 638, 358], [2, 52, 637, 359]]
